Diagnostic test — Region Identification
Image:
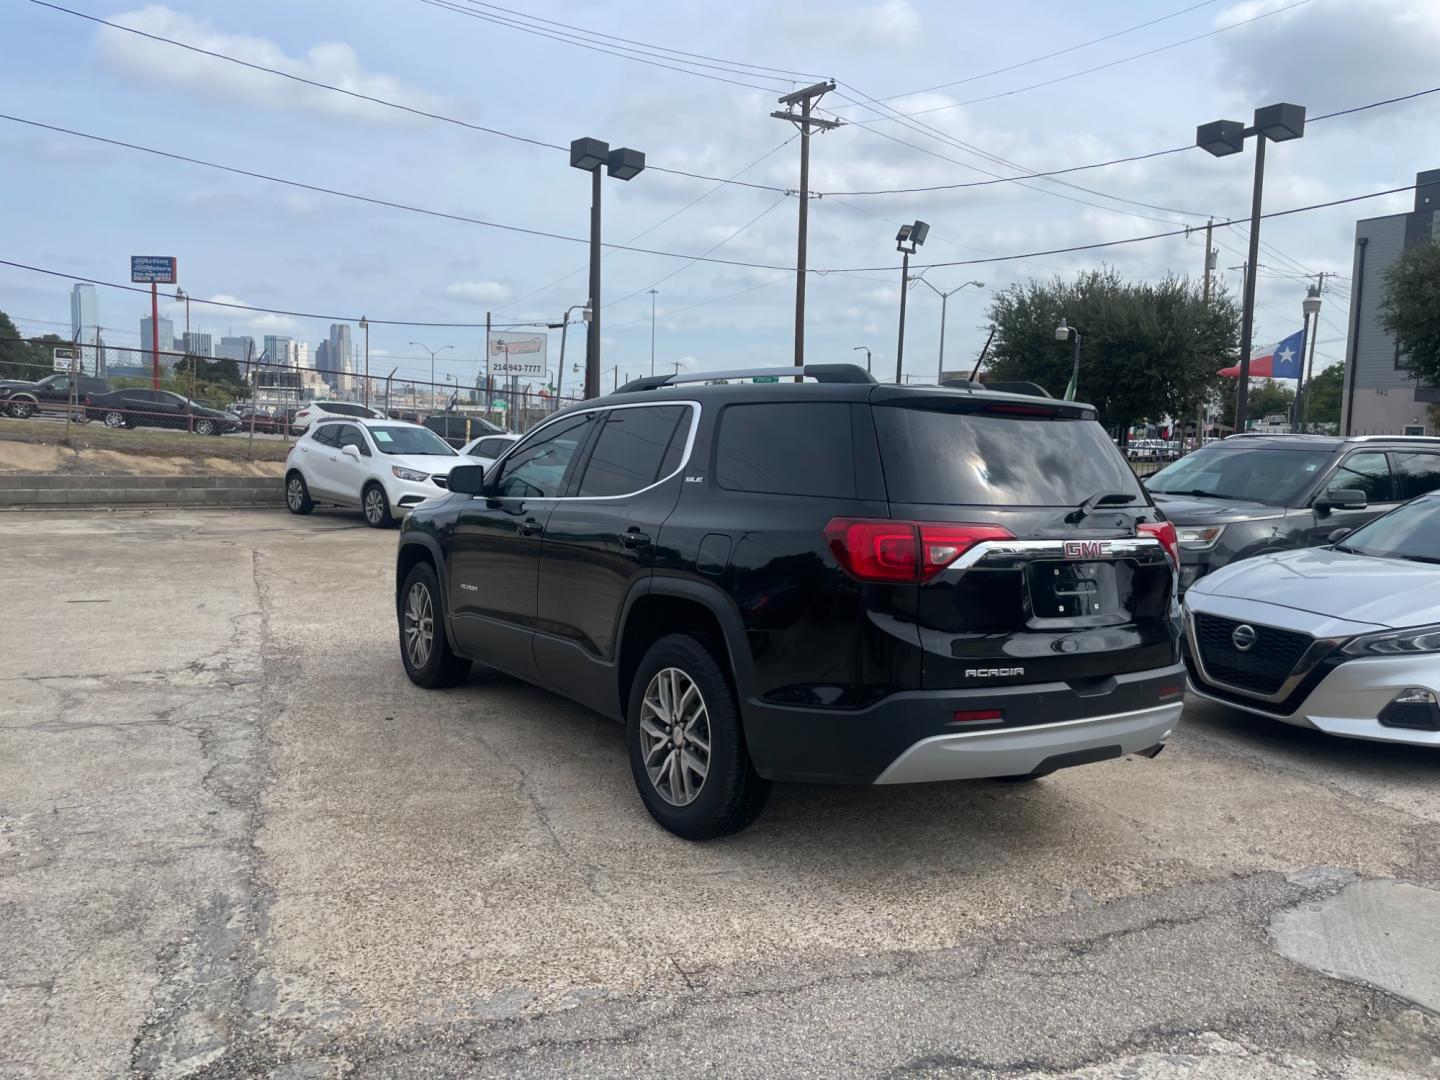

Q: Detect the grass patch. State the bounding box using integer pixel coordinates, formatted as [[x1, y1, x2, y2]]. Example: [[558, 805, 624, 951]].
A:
[[0, 417, 291, 463]]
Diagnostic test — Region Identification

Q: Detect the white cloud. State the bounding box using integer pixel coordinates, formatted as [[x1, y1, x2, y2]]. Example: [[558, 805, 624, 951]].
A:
[[96, 6, 442, 123], [446, 280, 513, 303], [201, 294, 297, 334], [849, 0, 921, 49], [1215, 0, 1440, 110]]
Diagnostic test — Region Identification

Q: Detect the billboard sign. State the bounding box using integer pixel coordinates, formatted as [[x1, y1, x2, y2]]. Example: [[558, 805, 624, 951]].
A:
[[488, 331, 547, 377], [130, 256, 177, 284], [53, 346, 78, 371]]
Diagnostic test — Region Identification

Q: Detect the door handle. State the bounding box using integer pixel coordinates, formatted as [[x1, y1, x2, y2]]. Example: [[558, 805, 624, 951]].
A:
[[620, 530, 651, 549], [519, 518, 544, 538]]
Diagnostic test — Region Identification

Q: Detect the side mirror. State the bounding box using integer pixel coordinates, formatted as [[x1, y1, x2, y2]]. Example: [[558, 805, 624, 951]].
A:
[[1318, 488, 1367, 514], [1327, 527, 1352, 545], [341, 444, 361, 461], [447, 464, 488, 496]]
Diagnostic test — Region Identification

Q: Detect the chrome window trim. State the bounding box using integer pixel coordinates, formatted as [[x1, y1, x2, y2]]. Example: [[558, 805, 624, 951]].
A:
[[484, 400, 700, 502], [1185, 610, 1342, 704]]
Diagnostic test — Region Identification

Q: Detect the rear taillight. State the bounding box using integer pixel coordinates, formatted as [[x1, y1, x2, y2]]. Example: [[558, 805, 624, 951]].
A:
[[824, 519, 1014, 583], [1138, 520, 1179, 566]]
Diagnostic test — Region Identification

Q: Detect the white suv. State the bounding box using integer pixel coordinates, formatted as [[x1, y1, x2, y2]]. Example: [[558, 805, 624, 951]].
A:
[[457, 432, 521, 469], [290, 400, 386, 434], [284, 418, 462, 527]]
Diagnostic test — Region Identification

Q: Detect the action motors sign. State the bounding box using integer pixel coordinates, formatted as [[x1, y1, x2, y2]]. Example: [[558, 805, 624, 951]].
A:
[[130, 256, 177, 284], [488, 331, 547, 376]]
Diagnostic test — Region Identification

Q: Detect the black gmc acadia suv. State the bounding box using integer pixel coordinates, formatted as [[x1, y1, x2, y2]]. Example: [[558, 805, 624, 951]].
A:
[[394, 364, 1185, 839]]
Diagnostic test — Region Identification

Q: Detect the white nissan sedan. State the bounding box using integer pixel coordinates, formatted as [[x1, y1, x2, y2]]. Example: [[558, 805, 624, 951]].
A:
[[284, 417, 462, 527], [1183, 493, 1440, 745]]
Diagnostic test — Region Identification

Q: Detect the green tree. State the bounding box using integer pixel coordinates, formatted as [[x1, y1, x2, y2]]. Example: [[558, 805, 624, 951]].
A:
[[1301, 364, 1344, 430], [0, 310, 70, 381], [1378, 241, 1440, 386], [983, 268, 1239, 437]]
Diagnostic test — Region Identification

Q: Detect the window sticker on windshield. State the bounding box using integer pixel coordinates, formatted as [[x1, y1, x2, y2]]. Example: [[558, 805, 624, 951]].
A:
[[1304, 463, 1318, 471], [373, 430, 394, 444]]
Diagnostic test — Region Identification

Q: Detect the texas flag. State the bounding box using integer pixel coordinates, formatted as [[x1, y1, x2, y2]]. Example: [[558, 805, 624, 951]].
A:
[[1218, 328, 1305, 379]]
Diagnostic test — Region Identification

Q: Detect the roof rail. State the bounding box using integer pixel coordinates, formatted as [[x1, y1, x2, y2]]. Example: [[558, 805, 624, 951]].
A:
[[1347, 434, 1440, 444], [614, 363, 876, 394]]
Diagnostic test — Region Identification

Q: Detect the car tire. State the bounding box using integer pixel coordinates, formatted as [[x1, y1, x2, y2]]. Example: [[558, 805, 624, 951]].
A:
[[626, 633, 771, 840], [362, 482, 394, 528], [285, 471, 314, 515], [398, 561, 471, 688], [103, 410, 128, 429], [9, 398, 36, 420], [194, 418, 217, 437]]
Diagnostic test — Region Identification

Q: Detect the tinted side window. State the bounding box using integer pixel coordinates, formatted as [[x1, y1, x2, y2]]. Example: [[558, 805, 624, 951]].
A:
[[335, 424, 371, 456], [1393, 452, 1440, 499], [715, 403, 854, 499], [577, 406, 688, 497], [1327, 452, 1393, 502], [474, 437, 507, 458], [496, 414, 592, 499], [310, 424, 339, 447]]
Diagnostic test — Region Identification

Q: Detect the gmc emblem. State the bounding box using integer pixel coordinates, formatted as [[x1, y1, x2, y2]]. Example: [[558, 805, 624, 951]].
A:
[[1064, 540, 1111, 559]]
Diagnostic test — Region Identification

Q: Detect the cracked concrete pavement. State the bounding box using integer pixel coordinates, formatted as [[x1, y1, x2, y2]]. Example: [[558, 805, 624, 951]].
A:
[[1, 509, 1438, 1078]]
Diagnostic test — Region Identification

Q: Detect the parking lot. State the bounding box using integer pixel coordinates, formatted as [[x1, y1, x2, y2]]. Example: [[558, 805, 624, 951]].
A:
[[3, 509, 1439, 1079]]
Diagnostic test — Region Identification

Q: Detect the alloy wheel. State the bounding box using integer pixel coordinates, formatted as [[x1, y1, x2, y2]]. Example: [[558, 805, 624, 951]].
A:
[[104, 411, 125, 428], [286, 477, 304, 511], [638, 667, 712, 806], [404, 582, 434, 669], [365, 487, 386, 524]]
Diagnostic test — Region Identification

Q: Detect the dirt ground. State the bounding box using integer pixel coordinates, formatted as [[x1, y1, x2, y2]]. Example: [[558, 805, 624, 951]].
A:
[[0, 424, 286, 476]]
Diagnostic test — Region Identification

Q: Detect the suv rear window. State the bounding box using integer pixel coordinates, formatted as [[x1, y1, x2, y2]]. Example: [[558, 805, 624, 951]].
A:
[[319, 402, 372, 417], [577, 405, 689, 497], [874, 405, 1142, 506], [715, 402, 854, 499]]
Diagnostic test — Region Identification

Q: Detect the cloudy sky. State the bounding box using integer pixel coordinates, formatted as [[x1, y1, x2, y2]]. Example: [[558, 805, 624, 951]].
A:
[[2, 0, 1436, 392]]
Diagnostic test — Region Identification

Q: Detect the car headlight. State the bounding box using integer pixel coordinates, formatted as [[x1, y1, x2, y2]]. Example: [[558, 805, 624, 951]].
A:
[[1343, 624, 1440, 657], [391, 466, 429, 482], [1175, 525, 1225, 548]]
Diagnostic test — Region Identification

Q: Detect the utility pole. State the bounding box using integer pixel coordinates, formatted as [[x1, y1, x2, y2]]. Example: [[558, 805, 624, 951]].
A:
[[771, 81, 840, 369], [1202, 218, 1216, 303], [1297, 272, 1330, 433]]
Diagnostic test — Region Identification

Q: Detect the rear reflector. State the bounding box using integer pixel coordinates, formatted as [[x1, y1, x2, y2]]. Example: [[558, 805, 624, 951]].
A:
[[950, 709, 1004, 725], [824, 518, 1015, 583]]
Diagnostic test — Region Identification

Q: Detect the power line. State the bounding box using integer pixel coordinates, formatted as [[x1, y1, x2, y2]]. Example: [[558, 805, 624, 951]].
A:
[[0, 258, 548, 328], [27, 0, 792, 195], [831, 0, 1223, 107], [0, 113, 800, 273], [896, 0, 1315, 118]]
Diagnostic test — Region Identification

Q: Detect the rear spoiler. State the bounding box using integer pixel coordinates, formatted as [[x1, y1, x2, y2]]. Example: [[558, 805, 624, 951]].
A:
[[940, 378, 1053, 398]]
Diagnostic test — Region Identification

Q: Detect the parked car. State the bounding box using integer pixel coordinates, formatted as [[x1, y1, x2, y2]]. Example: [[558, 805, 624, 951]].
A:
[[84, 388, 240, 435], [231, 405, 291, 435], [393, 363, 1184, 840], [1, 372, 109, 419], [289, 400, 386, 434], [284, 417, 463, 527], [1144, 434, 1440, 593], [457, 432, 521, 469], [1184, 492, 1440, 745], [422, 411, 505, 449]]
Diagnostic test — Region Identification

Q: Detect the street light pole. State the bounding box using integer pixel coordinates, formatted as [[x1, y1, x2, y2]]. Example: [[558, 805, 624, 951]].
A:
[[571, 138, 646, 400], [893, 220, 929, 385], [1298, 283, 1323, 433], [409, 341, 453, 412], [1196, 102, 1306, 433], [1055, 319, 1082, 401], [851, 345, 871, 373], [648, 288, 658, 376], [175, 287, 193, 430], [912, 277, 984, 382], [549, 303, 589, 412]]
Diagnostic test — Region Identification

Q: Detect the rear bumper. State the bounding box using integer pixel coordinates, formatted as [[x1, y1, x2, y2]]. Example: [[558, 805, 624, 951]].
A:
[[875, 703, 1181, 784], [742, 663, 1186, 783]]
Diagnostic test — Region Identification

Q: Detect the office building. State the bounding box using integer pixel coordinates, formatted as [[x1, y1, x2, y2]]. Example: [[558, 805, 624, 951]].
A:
[[70, 283, 104, 375], [1341, 168, 1439, 436], [263, 335, 294, 365], [140, 314, 176, 372], [294, 341, 309, 368], [182, 331, 213, 358], [316, 324, 351, 383], [217, 336, 255, 363]]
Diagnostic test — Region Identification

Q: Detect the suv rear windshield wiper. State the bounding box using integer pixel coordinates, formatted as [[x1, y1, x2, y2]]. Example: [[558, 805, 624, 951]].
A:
[[1064, 491, 1136, 524]]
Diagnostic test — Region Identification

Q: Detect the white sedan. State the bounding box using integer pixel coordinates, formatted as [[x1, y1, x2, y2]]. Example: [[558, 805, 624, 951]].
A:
[[457, 432, 521, 470], [1184, 492, 1440, 745], [284, 417, 463, 527]]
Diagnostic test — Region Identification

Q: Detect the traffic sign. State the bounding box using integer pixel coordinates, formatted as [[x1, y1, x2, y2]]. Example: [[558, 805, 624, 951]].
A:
[[130, 256, 177, 284], [752, 376, 780, 383]]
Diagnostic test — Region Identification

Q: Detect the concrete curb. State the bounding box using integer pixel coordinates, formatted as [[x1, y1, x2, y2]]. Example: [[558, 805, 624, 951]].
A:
[[0, 474, 284, 510]]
